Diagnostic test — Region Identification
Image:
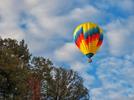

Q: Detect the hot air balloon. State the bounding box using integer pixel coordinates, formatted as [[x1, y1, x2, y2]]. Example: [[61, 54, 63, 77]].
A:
[[73, 22, 103, 63]]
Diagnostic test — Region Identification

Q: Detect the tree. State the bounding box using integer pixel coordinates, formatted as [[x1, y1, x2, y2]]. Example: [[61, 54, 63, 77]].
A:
[[0, 37, 90, 100], [0, 38, 31, 69], [29, 57, 53, 100], [30, 57, 89, 100], [47, 67, 89, 100], [0, 37, 31, 99]]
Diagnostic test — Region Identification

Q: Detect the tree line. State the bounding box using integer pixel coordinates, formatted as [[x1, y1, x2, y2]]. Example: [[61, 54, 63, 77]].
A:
[[0, 37, 90, 100]]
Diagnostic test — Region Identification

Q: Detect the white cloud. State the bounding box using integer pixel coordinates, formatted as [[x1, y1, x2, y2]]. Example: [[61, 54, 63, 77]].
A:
[[70, 61, 88, 72], [105, 16, 134, 56], [0, 0, 104, 57], [92, 87, 134, 100], [25, 3, 102, 60], [54, 43, 80, 62], [108, 0, 134, 13], [82, 72, 95, 87], [69, 6, 101, 21], [95, 0, 134, 13], [0, 0, 25, 40], [91, 56, 134, 100], [0, 0, 133, 57]]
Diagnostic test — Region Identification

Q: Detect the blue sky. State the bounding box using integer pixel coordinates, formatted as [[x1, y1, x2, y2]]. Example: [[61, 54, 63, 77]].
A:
[[0, 0, 134, 100]]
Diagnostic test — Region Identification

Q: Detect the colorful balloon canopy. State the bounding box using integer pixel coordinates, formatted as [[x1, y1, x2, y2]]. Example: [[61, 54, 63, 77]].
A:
[[73, 22, 103, 62]]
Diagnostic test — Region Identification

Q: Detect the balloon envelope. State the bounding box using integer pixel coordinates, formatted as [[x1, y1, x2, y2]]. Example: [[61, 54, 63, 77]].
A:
[[73, 22, 103, 60]]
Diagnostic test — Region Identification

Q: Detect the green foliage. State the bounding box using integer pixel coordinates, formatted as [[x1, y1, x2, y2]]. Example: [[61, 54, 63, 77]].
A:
[[0, 37, 89, 100], [0, 38, 31, 99], [0, 38, 31, 69]]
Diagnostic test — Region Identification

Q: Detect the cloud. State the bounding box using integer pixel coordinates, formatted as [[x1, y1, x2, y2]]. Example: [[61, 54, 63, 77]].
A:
[[69, 5, 101, 22], [90, 15, 134, 99], [92, 87, 134, 100], [107, 0, 134, 13], [70, 61, 89, 72], [0, 0, 104, 56], [22, 3, 103, 57], [54, 43, 80, 62], [105, 16, 134, 56], [90, 56, 134, 100], [94, 0, 134, 14], [0, 0, 25, 40]]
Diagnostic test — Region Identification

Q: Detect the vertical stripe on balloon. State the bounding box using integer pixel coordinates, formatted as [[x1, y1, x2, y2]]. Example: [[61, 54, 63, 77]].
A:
[[73, 22, 103, 59]]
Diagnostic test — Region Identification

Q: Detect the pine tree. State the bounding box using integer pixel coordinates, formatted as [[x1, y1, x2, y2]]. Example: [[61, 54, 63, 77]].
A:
[[0, 37, 31, 99]]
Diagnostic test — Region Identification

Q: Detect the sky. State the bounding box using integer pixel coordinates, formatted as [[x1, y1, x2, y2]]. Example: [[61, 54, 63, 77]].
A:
[[0, 0, 134, 100]]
